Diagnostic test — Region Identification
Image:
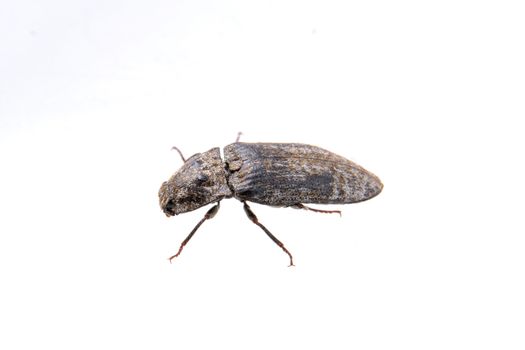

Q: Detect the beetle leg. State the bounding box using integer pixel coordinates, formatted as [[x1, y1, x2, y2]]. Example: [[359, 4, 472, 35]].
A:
[[168, 202, 220, 263], [242, 201, 295, 267], [291, 203, 342, 217]]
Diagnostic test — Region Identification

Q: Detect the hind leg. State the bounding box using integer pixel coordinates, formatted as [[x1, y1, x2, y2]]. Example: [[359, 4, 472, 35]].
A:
[[291, 203, 341, 216]]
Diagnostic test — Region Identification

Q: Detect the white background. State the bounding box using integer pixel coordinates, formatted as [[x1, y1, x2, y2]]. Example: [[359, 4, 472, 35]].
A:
[[1, 1, 523, 349]]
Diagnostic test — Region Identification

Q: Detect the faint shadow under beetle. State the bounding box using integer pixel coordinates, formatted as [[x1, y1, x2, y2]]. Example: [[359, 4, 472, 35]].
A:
[[159, 133, 383, 266]]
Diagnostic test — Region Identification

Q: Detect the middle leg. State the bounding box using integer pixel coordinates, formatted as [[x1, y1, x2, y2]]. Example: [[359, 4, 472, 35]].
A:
[[242, 201, 294, 266]]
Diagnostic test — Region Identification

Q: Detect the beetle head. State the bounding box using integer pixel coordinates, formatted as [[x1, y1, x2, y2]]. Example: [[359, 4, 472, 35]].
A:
[[159, 147, 232, 216]]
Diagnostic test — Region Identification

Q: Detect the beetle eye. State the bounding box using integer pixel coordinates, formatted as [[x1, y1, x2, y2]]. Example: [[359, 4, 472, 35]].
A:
[[196, 174, 209, 184], [165, 199, 176, 215]]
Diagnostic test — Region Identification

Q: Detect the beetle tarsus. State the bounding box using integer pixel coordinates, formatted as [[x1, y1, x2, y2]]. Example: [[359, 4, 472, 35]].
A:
[[168, 202, 221, 262], [292, 203, 342, 217], [243, 201, 295, 267], [168, 245, 185, 263]]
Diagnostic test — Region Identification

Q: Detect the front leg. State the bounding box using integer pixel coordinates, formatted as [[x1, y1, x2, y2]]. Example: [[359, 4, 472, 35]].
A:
[[168, 202, 220, 262]]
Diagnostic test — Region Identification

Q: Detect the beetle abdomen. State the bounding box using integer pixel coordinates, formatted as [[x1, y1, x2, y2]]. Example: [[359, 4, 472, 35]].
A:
[[224, 143, 383, 206]]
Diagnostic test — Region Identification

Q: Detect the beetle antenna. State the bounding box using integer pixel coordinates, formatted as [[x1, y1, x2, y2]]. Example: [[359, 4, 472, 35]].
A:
[[171, 146, 186, 162], [235, 132, 243, 143]]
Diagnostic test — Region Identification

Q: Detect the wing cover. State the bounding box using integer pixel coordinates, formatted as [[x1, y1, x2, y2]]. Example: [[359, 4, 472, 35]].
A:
[[224, 143, 382, 206]]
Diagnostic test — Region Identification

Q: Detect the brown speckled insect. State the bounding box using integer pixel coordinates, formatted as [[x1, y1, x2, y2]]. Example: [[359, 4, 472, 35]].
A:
[[159, 134, 383, 266]]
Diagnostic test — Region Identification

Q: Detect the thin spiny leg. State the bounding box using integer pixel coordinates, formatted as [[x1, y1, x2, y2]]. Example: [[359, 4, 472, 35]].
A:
[[235, 131, 243, 142], [292, 203, 341, 217], [243, 201, 294, 267], [168, 202, 220, 263]]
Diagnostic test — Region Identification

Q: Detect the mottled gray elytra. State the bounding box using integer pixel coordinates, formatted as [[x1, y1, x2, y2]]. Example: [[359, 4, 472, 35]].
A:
[[159, 138, 382, 266]]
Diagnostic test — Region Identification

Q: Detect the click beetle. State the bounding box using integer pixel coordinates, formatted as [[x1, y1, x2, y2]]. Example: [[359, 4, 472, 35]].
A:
[[159, 136, 382, 266]]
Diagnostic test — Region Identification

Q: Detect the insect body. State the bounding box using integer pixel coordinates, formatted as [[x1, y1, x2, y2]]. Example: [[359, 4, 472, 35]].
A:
[[159, 142, 383, 266]]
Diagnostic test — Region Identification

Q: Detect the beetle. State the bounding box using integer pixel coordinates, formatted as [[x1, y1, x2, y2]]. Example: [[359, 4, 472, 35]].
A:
[[159, 135, 383, 266]]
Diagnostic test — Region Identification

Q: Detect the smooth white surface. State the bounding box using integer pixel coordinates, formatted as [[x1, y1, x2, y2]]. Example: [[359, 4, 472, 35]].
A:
[[1, 1, 524, 349]]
